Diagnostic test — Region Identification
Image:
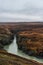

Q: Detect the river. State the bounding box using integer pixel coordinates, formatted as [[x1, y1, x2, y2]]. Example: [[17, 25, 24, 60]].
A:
[[4, 36, 43, 63]]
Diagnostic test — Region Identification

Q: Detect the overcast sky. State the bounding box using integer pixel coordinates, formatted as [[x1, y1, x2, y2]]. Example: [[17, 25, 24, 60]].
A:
[[0, 0, 43, 22]]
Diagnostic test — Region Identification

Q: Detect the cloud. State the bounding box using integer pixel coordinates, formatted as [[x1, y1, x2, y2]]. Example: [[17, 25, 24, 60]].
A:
[[0, 0, 43, 22], [0, 12, 43, 22], [0, 0, 43, 13]]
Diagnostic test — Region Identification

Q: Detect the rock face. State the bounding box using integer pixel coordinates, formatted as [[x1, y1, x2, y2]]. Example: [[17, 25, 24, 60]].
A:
[[0, 25, 14, 48], [0, 52, 43, 65], [16, 30, 43, 57]]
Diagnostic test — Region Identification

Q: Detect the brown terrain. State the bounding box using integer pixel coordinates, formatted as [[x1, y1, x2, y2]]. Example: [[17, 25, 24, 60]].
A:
[[16, 30, 43, 57], [0, 22, 43, 57], [0, 51, 43, 65], [0, 22, 43, 33], [0, 22, 43, 64]]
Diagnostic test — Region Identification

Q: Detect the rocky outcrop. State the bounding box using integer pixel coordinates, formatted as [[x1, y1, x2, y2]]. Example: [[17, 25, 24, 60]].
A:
[[0, 25, 14, 48], [16, 30, 43, 58]]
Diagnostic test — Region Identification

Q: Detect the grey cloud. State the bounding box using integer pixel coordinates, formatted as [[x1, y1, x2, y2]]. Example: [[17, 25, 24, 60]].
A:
[[0, 0, 43, 22]]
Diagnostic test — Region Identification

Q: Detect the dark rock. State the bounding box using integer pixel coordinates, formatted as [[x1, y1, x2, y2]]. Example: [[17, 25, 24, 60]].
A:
[[16, 30, 43, 58], [0, 25, 14, 48]]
